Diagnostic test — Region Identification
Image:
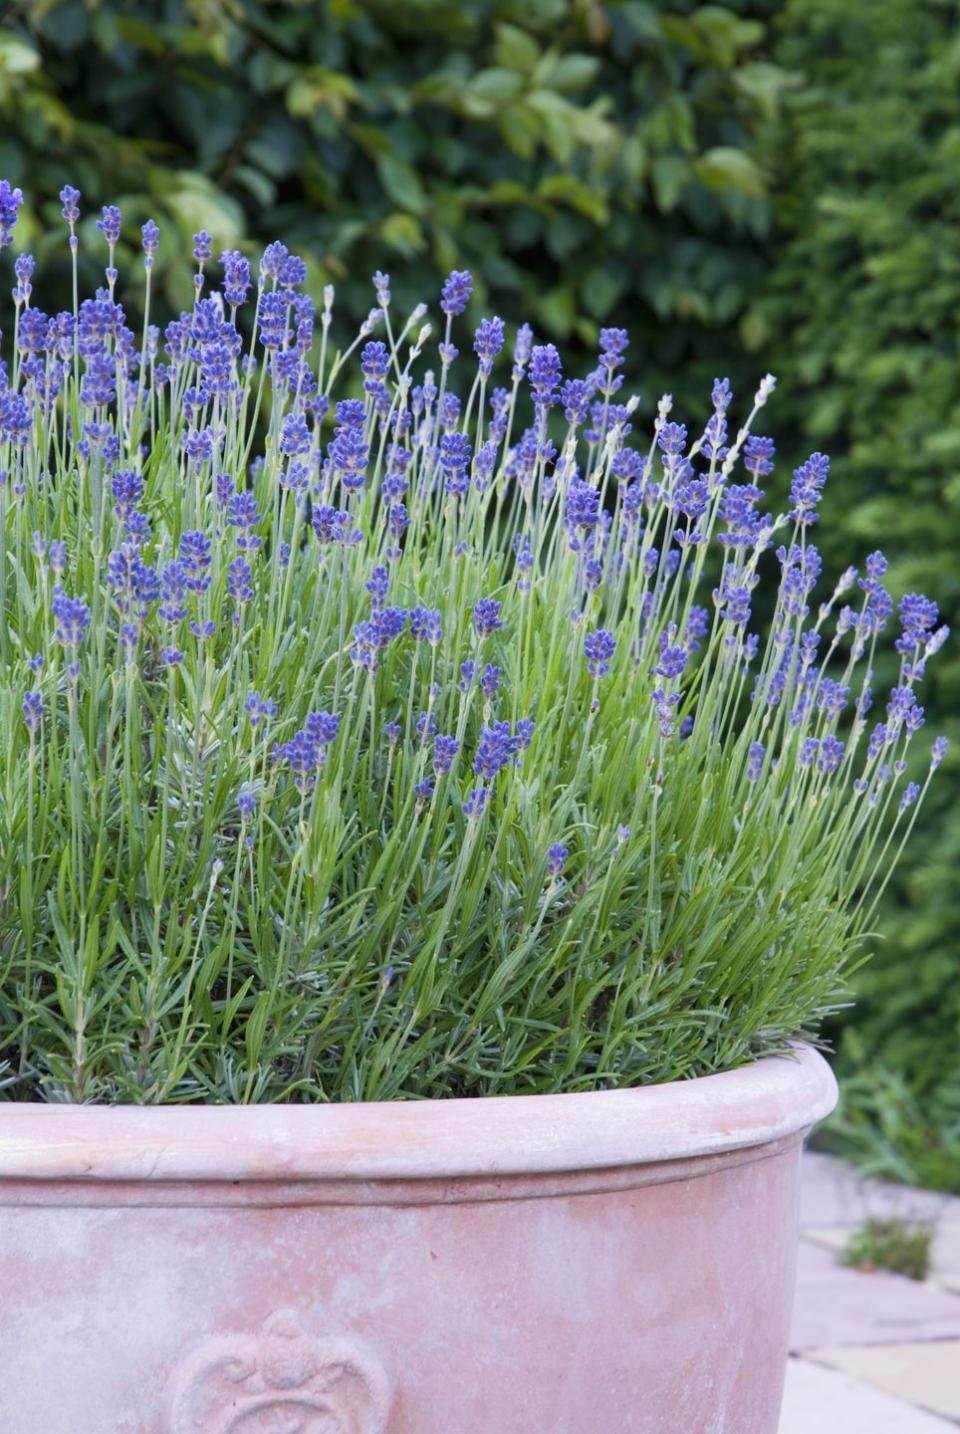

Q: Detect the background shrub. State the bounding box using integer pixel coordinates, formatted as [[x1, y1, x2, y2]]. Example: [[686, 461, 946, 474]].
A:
[[756, 0, 960, 1188], [1, 0, 785, 401]]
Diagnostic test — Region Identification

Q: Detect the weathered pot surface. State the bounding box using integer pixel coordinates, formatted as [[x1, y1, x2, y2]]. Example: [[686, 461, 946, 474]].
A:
[[0, 1044, 836, 1433]]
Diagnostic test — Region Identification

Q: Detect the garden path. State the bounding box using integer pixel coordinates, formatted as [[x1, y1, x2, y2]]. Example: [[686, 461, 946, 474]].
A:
[[780, 1152, 960, 1430]]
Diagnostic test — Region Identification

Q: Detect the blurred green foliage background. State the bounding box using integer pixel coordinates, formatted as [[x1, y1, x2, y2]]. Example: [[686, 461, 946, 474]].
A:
[[1, 0, 957, 1186]]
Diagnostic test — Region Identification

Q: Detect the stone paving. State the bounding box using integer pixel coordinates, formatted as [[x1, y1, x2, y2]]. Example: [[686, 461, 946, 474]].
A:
[[780, 1152, 960, 1429]]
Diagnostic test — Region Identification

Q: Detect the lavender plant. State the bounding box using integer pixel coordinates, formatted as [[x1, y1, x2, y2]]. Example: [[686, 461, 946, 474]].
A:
[[0, 184, 950, 1103]]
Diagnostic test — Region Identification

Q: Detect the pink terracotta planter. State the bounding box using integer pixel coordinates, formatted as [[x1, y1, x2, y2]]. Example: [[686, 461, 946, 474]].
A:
[[0, 1044, 835, 1433]]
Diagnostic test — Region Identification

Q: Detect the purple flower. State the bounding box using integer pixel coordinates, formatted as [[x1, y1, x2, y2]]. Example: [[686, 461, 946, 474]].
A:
[[329, 419, 369, 492], [463, 785, 490, 818], [718, 483, 769, 550], [179, 530, 212, 592], [280, 412, 310, 457], [744, 435, 775, 478], [311, 505, 361, 548], [473, 721, 522, 780], [675, 477, 709, 525], [414, 778, 435, 802], [517, 718, 535, 749], [440, 431, 472, 494], [818, 735, 845, 774], [387, 502, 409, 551], [0, 391, 32, 444], [260, 241, 288, 281], [350, 609, 407, 669], [653, 630, 688, 681], [475, 663, 499, 699], [896, 593, 939, 654], [777, 544, 822, 619], [361, 341, 389, 381], [120, 623, 140, 655], [106, 546, 160, 617], [273, 729, 324, 792], [473, 597, 502, 638], [511, 323, 533, 382], [816, 679, 849, 717], [193, 230, 213, 265], [59, 185, 81, 225], [858, 580, 894, 646], [597, 328, 628, 393], [22, 690, 43, 733], [433, 734, 460, 775], [12, 254, 34, 306], [335, 398, 365, 428], [657, 422, 687, 458], [789, 451, 830, 526], [931, 736, 948, 769], [237, 785, 257, 819], [245, 691, 277, 729], [221, 250, 251, 308], [52, 586, 90, 649], [366, 564, 389, 610], [440, 269, 473, 316], [547, 843, 568, 876], [161, 646, 184, 666], [800, 737, 819, 768], [227, 556, 253, 614], [159, 560, 189, 624], [565, 479, 600, 532], [18, 302, 45, 348], [562, 378, 595, 426], [868, 723, 891, 758], [410, 606, 443, 644], [887, 685, 918, 724], [97, 205, 121, 245], [141, 219, 160, 265], [746, 742, 764, 781], [583, 628, 616, 678], [686, 606, 710, 651], [0, 180, 24, 248], [279, 253, 307, 287], [258, 290, 287, 348], [226, 490, 261, 546], [904, 704, 925, 734], [900, 781, 920, 813], [529, 344, 562, 407], [305, 710, 340, 746], [473, 317, 505, 373], [513, 534, 534, 589]]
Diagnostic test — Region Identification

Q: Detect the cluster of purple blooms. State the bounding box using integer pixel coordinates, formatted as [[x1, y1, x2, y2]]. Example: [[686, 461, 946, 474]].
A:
[[0, 183, 950, 893], [273, 710, 340, 793]]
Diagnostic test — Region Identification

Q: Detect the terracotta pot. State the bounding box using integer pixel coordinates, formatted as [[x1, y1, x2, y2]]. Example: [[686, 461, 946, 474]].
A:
[[0, 1044, 835, 1433]]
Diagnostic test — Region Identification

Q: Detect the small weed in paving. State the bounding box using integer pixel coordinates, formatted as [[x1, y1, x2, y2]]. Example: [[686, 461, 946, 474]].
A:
[[841, 1216, 933, 1280]]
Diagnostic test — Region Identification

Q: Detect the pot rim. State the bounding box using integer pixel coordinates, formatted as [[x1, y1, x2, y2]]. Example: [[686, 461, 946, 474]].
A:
[[0, 1044, 836, 1187]]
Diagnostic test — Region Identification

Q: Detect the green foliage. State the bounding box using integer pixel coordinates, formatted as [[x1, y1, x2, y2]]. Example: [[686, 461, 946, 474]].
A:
[[0, 0, 956, 1160], [840, 1217, 933, 1282], [2, 0, 790, 399], [757, 0, 960, 1191], [0, 212, 936, 1103], [819, 1065, 960, 1193]]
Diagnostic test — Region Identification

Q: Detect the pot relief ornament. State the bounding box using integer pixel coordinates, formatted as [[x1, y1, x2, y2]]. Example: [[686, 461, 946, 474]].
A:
[[165, 1309, 390, 1433]]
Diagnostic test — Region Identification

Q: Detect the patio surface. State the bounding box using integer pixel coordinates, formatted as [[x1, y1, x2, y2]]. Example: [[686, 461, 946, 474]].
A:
[[780, 1152, 960, 1430]]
